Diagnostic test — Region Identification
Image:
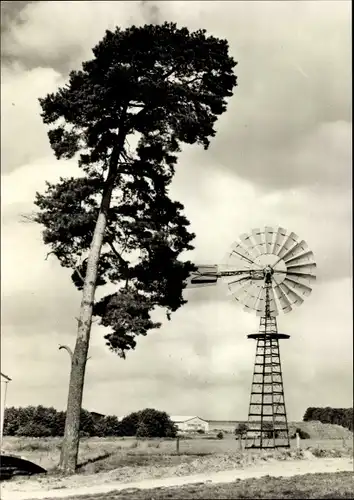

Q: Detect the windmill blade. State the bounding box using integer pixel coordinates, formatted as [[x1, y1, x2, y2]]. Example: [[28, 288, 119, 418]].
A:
[[268, 286, 279, 316], [228, 280, 253, 303], [277, 232, 299, 259], [242, 283, 263, 312], [286, 263, 317, 275], [224, 274, 253, 288], [264, 226, 275, 254], [239, 233, 260, 260], [229, 241, 258, 268], [252, 228, 265, 255], [279, 282, 304, 307], [281, 240, 309, 262], [284, 251, 315, 267], [284, 277, 312, 297], [255, 285, 267, 316], [272, 227, 287, 255], [273, 282, 293, 313], [286, 271, 316, 283]]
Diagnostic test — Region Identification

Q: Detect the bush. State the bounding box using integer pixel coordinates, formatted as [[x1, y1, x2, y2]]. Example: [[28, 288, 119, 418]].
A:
[[303, 407, 353, 431], [197, 429, 205, 434], [94, 415, 121, 436], [291, 427, 311, 439], [16, 423, 52, 437], [120, 409, 177, 438], [216, 431, 224, 439], [235, 422, 248, 438], [136, 422, 150, 438], [3, 406, 120, 437]]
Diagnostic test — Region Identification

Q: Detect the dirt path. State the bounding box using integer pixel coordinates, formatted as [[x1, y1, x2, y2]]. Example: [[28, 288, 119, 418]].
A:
[[1, 457, 352, 500]]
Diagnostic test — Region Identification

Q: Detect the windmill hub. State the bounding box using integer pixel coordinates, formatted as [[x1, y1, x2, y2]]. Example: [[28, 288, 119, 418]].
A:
[[263, 265, 274, 282]]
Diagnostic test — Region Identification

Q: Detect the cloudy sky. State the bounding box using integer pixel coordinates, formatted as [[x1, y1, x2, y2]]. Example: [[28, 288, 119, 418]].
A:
[[1, 1, 352, 422]]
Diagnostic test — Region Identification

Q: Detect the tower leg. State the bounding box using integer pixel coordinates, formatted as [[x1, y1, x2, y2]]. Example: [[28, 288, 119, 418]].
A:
[[245, 317, 290, 449]]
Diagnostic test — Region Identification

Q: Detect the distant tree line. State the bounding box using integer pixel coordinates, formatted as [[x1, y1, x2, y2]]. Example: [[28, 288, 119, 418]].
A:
[[3, 406, 176, 438], [303, 407, 353, 431]]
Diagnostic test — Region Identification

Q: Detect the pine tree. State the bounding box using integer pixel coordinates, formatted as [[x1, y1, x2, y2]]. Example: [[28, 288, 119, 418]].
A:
[[34, 22, 237, 472]]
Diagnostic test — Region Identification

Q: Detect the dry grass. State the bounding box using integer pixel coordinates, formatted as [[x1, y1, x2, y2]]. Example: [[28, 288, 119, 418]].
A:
[[1, 424, 352, 490], [2, 432, 352, 474], [39, 472, 354, 499]]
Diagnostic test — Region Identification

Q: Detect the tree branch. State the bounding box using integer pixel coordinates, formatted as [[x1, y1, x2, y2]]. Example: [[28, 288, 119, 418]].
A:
[[20, 213, 37, 224], [74, 265, 85, 283], [59, 345, 73, 360], [59, 344, 92, 362], [107, 240, 128, 269]]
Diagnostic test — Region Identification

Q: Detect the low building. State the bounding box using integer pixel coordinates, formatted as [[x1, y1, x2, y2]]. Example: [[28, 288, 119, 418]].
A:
[[207, 420, 242, 433], [170, 416, 209, 433], [90, 411, 105, 422]]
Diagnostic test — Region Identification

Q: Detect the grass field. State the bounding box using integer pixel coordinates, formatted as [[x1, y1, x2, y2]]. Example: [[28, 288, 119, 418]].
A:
[[1, 429, 353, 500], [2, 433, 353, 473], [38, 472, 354, 499], [2, 420, 352, 468]]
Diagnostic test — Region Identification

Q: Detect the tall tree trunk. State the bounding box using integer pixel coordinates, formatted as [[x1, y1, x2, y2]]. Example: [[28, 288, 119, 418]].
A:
[[59, 129, 126, 473]]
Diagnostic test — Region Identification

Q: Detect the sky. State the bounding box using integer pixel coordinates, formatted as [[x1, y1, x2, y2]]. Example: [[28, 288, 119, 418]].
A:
[[1, 0, 352, 422]]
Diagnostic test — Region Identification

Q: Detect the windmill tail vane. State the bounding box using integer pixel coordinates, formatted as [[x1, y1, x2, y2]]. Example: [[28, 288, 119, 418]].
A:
[[185, 226, 316, 449]]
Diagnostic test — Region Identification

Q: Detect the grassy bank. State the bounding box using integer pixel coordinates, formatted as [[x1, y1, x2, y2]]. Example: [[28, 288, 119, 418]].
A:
[[41, 472, 354, 499]]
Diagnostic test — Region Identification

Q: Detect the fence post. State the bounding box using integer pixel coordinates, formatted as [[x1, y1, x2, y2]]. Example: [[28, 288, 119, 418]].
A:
[[176, 436, 180, 455], [238, 434, 242, 451], [296, 432, 300, 450]]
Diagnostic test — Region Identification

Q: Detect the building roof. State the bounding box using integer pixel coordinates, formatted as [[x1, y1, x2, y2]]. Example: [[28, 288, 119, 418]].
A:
[[170, 416, 208, 423], [90, 411, 105, 418], [117, 415, 209, 423]]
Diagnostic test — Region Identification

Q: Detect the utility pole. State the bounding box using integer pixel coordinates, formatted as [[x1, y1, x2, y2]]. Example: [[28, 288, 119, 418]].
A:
[[1, 372, 12, 449]]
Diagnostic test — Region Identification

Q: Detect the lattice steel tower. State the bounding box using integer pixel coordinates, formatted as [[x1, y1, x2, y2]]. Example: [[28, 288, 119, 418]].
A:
[[246, 281, 290, 448], [188, 227, 317, 450]]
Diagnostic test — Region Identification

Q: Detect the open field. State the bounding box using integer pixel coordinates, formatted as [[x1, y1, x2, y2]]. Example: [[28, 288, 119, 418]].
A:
[[1, 428, 353, 498], [38, 472, 354, 500], [1, 432, 353, 473]]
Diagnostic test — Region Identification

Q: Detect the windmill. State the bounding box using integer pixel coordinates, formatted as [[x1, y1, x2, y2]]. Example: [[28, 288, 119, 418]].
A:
[[186, 226, 316, 449]]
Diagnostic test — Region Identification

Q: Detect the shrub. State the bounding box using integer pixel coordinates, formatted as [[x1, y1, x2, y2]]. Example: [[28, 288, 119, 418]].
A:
[[216, 431, 224, 439], [291, 427, 311, 440], [136, 422, 150, 438], [303, 407, 353, 431], [3, 406, 120, 437], [235, 422, 248, 438], [120, 409, 177, 438], [16, 423, 52, 437]]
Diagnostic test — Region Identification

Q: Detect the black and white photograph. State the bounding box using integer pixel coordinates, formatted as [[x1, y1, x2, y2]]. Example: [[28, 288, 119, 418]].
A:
[[1, 1, 352, 498]]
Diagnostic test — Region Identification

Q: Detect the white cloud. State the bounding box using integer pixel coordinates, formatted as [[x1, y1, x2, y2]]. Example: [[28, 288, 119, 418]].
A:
[[1, 67, 64, 172], [1, 1, 150, 73]]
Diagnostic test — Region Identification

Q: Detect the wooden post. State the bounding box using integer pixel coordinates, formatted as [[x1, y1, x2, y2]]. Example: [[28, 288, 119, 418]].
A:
[[296, 432, 300, 450], [176, 436, 180, 455], [238, 434, 242, 451], [0, 373, 11, 450]]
